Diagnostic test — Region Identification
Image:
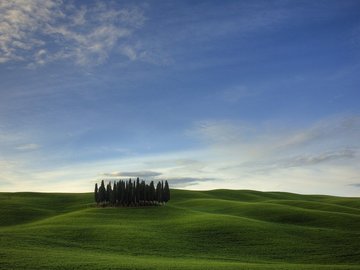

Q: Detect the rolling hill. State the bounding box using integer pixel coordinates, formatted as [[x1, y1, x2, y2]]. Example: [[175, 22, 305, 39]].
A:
[[0, 189, 360, 269]]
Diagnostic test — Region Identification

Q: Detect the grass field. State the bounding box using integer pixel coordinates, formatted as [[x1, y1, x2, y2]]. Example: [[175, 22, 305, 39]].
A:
[[1, 189, 360, 269]]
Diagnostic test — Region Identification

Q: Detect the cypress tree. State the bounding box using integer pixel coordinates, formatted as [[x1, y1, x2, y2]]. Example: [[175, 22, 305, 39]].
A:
[[155, 182, 158, 203], [164, 180, 170, 203], [117, 180, 122, 204], [116, 181, 119, 203], [136, 177, 140, 205], [145, 183, 149, 203], [141, 181, 146, 202], [149, 181, 155, 203], [111, 182, 117, 205], [94, 183, 99, 204], [99, 180, 106, 203], [161, 181, 164, 203], [156, 181, 162, 203], [129, 179, 132, 206], [106, 183, 112, 202], [124, 181, 128, 205], [121, 180, 125, 205]]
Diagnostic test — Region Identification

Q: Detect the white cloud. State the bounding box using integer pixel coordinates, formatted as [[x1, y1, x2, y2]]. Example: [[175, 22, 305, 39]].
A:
[[0, 0, 62, 63], [0, 0, 146, 67], [15, 143, 40, 151], [120, 45, 138, 61]]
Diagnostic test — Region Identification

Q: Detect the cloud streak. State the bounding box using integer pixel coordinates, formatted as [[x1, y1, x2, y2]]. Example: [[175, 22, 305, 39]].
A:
[[167, 177, 215, 187], [236, 149, 357, 175], [280, 149, 356, 168], [0, 0, 146, 67], [15, 143, 40, 151], [103, 170, 162, 178]]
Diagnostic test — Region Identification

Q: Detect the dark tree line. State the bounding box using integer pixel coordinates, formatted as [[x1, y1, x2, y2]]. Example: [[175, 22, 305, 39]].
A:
[[94, 178, 170, 206]]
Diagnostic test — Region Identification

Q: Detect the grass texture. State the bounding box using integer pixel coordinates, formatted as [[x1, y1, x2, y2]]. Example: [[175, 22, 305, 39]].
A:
[[0, 189, 360, 269]]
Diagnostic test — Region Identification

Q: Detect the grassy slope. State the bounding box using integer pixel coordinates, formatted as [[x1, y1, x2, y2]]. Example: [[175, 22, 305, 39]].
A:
[[0, 189, 360, 270]]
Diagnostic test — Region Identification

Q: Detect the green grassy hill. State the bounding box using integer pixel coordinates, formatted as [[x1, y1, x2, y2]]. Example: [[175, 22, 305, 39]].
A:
[[1, 189, 360, 270]]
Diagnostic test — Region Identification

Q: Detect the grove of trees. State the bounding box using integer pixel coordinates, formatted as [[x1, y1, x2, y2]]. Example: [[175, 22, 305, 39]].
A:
[[94, 178, 170, 207]]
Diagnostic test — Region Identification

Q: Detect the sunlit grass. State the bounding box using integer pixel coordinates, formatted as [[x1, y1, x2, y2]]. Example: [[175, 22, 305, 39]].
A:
[[0, 190, 359, 269]]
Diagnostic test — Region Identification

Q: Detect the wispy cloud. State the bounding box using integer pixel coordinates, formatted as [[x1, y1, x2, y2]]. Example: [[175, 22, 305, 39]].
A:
[[191, 115, 360, 153], [277, 115, 360, 150], [1, 114, 359, 195], [103, 170, 162, 178], [167, 177, 215, 188], [221, 85, 258, 103], [182, 115, 360, 194], [188, 119, 252, 145], [279, 149, 356, 168], [0, 0, 146, 67], [238, 148, 357, 175], [15, 143, 40, 151]]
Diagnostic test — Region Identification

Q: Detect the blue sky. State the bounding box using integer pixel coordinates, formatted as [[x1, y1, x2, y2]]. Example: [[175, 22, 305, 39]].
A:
[[1, 0, 360, 195]]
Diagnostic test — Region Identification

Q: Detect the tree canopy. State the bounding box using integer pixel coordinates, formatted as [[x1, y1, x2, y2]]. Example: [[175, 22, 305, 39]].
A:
[[94, 178, 170, 207]]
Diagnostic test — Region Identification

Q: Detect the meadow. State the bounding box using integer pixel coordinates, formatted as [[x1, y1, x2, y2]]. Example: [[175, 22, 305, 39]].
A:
[[0, 189, 360, 269]]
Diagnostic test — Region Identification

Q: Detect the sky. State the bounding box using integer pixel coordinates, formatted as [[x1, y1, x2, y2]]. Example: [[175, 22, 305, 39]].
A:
[[0, 0, 360, 196]]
